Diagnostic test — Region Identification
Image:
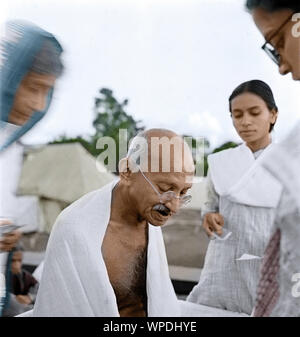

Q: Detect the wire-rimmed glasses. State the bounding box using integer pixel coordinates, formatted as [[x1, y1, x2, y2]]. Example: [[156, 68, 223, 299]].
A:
[[138, 166, 192, 206]]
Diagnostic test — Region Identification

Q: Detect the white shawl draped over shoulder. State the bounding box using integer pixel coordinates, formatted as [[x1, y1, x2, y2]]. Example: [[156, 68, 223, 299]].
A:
[[33, 181, 180, 317], [187, 143, 283, 315], [208, 143, 282, 208]]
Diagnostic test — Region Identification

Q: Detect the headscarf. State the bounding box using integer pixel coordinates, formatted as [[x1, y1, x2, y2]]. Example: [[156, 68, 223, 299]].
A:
[[0, 20, 63, 152]]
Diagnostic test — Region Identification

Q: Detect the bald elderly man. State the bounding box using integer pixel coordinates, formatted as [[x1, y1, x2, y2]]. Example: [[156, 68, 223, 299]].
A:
[[32, 129, 194, 317]]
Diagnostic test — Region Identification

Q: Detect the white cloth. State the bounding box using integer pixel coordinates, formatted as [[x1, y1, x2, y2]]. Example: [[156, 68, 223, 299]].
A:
[[0, 123, 40, 314], [0, 123, 40, 232], [33, 181, 180, 317], [0, 252, 6, 308], [179, 300, 249, 317], [1, 123, 23, 309], [32, 261, 44, 283], [208, 143, 282, 207], [259, 122, 300, 316], [187, 143, 282, 315]]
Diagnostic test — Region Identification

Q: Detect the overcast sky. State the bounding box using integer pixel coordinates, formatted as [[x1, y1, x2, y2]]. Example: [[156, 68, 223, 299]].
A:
[[1, 0, 299, 150]]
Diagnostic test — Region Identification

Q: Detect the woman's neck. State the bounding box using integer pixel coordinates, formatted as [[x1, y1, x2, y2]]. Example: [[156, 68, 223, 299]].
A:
[[246, 134, 271, 153]]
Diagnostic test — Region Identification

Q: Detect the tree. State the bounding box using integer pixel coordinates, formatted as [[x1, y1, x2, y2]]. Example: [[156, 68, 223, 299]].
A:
[[50, 87, 238, 176], [50, 134, 94, 154], [93, 88, 144, 139], [50, 88, 145, 172], [90, 88, 145, 170], [212, 141, 239, 154]]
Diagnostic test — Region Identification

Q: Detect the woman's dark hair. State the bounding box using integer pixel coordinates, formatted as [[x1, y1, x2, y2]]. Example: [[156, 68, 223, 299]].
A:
[[229, 80, 278, 132], [246, 0, 300, 12]]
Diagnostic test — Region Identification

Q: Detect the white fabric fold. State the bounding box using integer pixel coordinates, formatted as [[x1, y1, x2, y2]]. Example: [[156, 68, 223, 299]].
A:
[[188, 142, 282, 314], [261, 122, 300, 212], [0, 124, 40, 232], [33, 180, 180, 317], [208, 143, 282, 208], [180, 300, 249, 317]]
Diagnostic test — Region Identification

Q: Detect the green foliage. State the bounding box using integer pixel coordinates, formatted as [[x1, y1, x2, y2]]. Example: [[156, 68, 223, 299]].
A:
[[50, 134, 93, 154], [91, 88, 144, 161], [50, 88, 145, 170], [93, 88, 143, 139], [50, 87, 239, 177], [212, 141, 239, 154]]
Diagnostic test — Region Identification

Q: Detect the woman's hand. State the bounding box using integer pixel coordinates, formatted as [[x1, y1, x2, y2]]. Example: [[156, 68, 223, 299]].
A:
[[202, 212, 224, 238]]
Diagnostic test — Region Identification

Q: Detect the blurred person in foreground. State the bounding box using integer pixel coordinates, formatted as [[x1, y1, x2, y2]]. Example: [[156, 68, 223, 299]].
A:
[[33, 128, 194, 317], [0, 20, 63, 316], [243, 0, 300, 316], [2, 244, 38, 317]]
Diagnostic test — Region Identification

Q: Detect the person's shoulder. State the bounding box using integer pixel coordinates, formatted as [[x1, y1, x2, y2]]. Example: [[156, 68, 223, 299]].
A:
[[279, 122, 300, 157], [208, 144, 243, 163], [55, 181, 115, 226], [44, 188, 104, 244]]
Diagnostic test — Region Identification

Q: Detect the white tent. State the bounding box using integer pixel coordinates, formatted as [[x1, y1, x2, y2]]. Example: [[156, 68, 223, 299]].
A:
[[17, 143, 117, 233]]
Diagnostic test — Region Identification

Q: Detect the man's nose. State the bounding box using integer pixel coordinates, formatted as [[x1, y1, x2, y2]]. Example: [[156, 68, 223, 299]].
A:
[[278, 60, 291, 76], [165, 198, 180, 214]]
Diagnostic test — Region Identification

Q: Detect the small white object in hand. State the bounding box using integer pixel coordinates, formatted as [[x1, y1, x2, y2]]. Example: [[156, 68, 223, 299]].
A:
[[211, 228, 232, 241]]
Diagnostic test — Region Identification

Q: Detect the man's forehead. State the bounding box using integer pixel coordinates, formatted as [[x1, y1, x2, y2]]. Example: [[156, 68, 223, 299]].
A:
[[150, 171, 194, 185], [149, 138, 194, 171], [253, 8, 293, 40], [128, 131, 194, 173]]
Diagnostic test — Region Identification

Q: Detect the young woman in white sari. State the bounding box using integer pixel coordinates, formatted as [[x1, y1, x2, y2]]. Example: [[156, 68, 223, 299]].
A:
[[187, 80, 283, 315]]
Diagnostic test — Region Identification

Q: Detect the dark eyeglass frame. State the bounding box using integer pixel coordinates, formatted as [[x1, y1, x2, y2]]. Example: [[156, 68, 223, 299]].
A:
[[261, 12, 296, 65]]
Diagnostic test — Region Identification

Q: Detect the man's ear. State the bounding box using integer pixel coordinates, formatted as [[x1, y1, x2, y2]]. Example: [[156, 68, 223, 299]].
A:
[[119, 158, 132, 182]]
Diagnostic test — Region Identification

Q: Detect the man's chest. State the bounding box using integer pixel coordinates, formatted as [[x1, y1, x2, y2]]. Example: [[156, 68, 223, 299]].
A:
[[101, 225, 148, 315]]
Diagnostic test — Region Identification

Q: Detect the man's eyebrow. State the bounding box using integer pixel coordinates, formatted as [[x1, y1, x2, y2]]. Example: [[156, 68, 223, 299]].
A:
[[156, 180, 191, 190], [156, 181, 175, 187], [265, 29, 275, 43]]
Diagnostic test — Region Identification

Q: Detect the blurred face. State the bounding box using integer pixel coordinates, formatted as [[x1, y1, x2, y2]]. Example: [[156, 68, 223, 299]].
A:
[[252, 8, 300, 80], [8, 71, 56, 125], [11, 251, 23, 275], [231, 92, 277, 146], [128, 171, 193, 227]]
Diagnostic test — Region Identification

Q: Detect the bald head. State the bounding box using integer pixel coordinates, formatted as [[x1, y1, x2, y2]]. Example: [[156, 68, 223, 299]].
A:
[[126, 128, 195, 175]]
